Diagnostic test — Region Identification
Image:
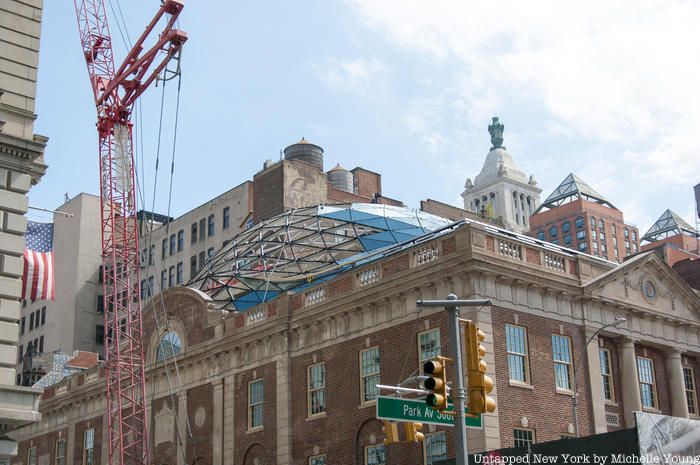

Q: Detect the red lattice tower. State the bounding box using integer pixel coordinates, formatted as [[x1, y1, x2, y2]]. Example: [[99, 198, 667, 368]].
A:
[[73, 2, 186, 464]]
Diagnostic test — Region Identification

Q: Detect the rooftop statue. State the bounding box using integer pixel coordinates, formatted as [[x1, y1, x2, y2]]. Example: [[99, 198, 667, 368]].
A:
[[488, 116, 505, 150]]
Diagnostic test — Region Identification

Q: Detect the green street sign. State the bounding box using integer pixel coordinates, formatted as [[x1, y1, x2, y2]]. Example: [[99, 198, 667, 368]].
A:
[[376, 396, 482, 428]]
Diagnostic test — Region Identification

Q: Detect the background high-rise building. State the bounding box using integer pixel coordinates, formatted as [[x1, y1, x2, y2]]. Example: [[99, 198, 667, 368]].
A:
[[462, 117, 541, 234], [0, 0, 47, 461], [529, 173, 639, 263]]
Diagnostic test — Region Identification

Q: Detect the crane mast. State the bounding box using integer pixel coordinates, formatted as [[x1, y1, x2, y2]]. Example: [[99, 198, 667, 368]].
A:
[[73, 2, 187, 465]]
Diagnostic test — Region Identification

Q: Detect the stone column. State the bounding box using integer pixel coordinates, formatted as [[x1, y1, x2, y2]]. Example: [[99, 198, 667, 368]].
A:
[[212, 379, 224, 465], [618, 338, 641, 427], [276, 352, 293, 465], [222, 374, 235, 465], [177, 392, 187, 465], [665, 350, 689, 418], [584, 334, 608, 434]]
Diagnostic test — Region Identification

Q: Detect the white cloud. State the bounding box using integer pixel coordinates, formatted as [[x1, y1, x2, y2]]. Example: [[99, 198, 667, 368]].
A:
[[345, 0, 700, 207], [315, 57, 386, 94]]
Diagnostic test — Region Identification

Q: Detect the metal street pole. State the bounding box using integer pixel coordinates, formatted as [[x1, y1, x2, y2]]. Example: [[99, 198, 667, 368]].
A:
[[417, 294, 491, 465], [571, 317, 626, 437]]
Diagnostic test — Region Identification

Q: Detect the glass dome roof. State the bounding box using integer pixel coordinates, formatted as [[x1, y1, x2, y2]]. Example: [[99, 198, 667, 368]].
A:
[[188, 203, 451, 311]]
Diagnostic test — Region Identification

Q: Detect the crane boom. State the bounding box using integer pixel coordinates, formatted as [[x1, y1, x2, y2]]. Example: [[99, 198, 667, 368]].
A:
[[73, 2, 187, 465]]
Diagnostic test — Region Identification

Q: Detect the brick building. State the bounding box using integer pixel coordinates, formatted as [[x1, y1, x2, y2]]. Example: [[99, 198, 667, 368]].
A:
[[10, 204, 700, 465], [639, 209, 699, 266], [529, 173, 640, 263], [16, 138, 402, 362]]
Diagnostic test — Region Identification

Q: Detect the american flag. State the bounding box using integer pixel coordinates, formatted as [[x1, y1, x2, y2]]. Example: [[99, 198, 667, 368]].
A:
[[22, 221, 55, 302]]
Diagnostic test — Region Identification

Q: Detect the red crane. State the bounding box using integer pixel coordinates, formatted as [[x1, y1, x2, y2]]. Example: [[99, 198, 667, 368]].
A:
[[72, 2, 187, 464]]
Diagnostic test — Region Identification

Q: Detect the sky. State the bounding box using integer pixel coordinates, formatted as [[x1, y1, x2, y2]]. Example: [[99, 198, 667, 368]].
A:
[[29, 0, 700, 236]]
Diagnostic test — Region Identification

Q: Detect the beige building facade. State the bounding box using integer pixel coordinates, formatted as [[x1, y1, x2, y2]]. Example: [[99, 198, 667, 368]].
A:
[[0, 0, 47, 462], [9, 212, 700, 464]]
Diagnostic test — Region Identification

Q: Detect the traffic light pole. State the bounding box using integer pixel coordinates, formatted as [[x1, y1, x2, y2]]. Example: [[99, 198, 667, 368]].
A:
[[417, 294, 491, 465]]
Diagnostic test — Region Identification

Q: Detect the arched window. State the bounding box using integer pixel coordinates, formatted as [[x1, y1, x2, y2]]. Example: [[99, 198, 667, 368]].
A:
[[590, 216, 596, 228], [156, 331, 181, 362], [549, 225, 558, 238], [599, 218, 605, 230], [537, 230, 545, 241], [562, 221, 571, 233]]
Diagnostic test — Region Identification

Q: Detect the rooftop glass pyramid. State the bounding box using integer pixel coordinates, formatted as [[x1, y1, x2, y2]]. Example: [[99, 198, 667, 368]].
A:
[[535, 173, 616, 213], [641, 209, 699, 242]]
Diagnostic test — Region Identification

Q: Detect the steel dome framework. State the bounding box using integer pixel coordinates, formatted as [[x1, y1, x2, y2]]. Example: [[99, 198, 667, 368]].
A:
[[189, 203, 451, 311]]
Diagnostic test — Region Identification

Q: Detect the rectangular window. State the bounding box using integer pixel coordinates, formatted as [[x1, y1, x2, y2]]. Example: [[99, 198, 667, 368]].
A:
[[223, 206, 230, 229], [365, 444, 386, 465], [576, 230, 585, 240], [360, 347, 380, 403], [177, 230, 184, 252], [55, 438, 66, 465], [169, 266, 175, 287], [424, 431, 447, 465], [28, 446, 37, 465], [199, 218, 206, 241], [591, 229, 597, 240], [149, 244, 155, 265], [83, 428, 95, 465], [140, 279, 147, 299], [637, 356, 657, 409], [18, 344, 23, 362], [199, 251, 206, 270], [506, 324, 529, 384], [309, 455, 326, 465], [162, 238, 168, 259], [39, 335, 44, 353], [20, 316, 25, 335], [97, 295, 104, 313], [30, 312, 34, 330], [208, 247, 215, 257], [600, 232, 606, 243], [552, 335, 573, 391], [513, 428, 535, 448], [612, 223, 617, 235], [41, 306, 46, 325], [169, 234, 176, 255], [191, 222, 198, 244], [161, 270, 167, 290], [683, 366, 697, 415], [599, 348, 614, 401], [248, 379, 264, 430], [96, 325, 105, 345], [190, 256, 197, 279], [148, 276, 154, 297], [176, 262, 184, 284], [308, 362, 326, 416], [418, 329, 441, 373], [208, 214, 215, 236]]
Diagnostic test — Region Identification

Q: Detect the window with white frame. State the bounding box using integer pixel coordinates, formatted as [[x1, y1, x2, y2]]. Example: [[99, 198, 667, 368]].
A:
[[506, 324, 529, 384], [308, 362, 326, 416], [418, 329, 441, 373], [360, 347, 380, 403], [309, 455, 326, 465], [248, 379, 264, 429], [513, 428, 535, 448], [599, 348, 615, 401], [365, 444, 386, 465], [28, 447, 37, 465], [424, 431, 447, 465], [552, 335, 573, 391], [683, 366, 697, 415], [83, 428, 95, 465], [637, 357, 657, 409], [55, 438, 66, 465]]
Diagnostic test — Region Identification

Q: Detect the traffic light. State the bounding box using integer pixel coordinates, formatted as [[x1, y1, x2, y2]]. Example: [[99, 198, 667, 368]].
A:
[[382, 420, 399, 445], [423, 356, 450, 410], [404, 422, 425, 442], [464, 321, 496, 414]]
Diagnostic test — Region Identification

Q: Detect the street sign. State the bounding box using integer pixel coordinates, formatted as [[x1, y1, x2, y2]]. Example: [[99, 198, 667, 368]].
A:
[[376, 396, 482, 428]]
